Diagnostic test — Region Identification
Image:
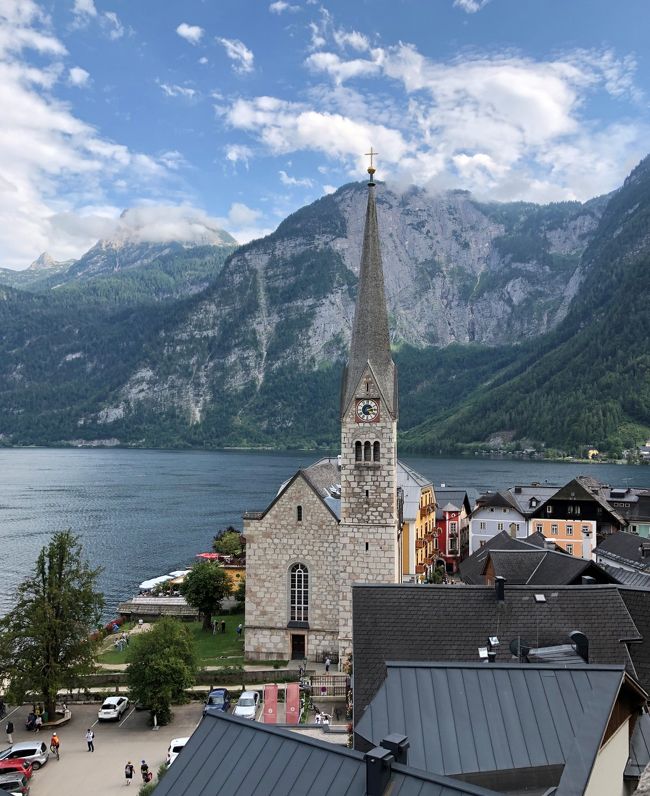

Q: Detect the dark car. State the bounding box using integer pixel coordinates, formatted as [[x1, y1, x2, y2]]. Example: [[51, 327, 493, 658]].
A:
[[203, 688, 231, 716], [0, 771, 30, 795]]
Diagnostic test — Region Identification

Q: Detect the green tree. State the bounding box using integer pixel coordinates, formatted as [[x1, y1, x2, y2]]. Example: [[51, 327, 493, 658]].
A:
[[0, 530, 103, 718], [126, 618, 196, 725], [212, 526, 245, 557], [235, 576, 246, 607], [180, 562, 232, 631]]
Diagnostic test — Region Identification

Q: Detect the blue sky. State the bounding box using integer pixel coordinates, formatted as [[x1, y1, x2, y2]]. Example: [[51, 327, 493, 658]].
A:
[[1, 0, 649, 268]]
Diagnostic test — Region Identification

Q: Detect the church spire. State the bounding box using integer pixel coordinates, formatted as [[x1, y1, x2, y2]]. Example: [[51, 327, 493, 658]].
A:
[[340, 152, 397, 418]]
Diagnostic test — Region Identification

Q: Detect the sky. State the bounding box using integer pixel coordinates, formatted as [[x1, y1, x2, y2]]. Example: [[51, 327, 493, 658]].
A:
[[1, 0, 649, 269]]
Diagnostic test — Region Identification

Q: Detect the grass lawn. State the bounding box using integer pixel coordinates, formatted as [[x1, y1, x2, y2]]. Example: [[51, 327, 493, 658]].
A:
[[97, 616, 245, 667]]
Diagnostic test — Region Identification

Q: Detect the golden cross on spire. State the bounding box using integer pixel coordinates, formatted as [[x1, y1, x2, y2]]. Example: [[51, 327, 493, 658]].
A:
[[365, 147, 378, 173]]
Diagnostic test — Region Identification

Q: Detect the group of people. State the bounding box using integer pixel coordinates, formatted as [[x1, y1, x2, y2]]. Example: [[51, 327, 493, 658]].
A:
[[124, 760, 152, 785]]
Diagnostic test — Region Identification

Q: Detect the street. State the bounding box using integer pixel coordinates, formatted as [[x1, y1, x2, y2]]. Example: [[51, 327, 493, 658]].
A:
[[2, 702, 202, 795]]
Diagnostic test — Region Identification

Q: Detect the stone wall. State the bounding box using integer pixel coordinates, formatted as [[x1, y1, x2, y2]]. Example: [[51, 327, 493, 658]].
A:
[[244, 474, 340, 661]]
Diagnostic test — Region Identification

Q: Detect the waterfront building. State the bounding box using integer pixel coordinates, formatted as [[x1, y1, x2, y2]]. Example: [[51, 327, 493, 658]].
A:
[[468, 490, 527, 553], [243, 163, 403, 663], [433, 488, 471, 574]]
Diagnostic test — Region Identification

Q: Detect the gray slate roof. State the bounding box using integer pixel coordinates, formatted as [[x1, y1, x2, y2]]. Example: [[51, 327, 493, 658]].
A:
[[352, 583, 645, 719], [435, 489, 471, 521], [341, 182, 397, 418], [484, 549, 616, 586], [459, 531, 554, 585], [356, 662, 639, 795], [152, 711, 501, 796], [595, 531, 650, 570]]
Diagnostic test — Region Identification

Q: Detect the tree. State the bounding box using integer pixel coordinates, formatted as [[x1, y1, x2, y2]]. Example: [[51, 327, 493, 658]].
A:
[[212, 526, 245, 557], [126, 618, 196, 725], [235, 576, 246, 607], [0, 530, 104, 718], [180, 562, 232, 631]]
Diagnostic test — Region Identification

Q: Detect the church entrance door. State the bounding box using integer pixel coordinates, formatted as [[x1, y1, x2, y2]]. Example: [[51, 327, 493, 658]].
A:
[[290, 634, 306, 660]]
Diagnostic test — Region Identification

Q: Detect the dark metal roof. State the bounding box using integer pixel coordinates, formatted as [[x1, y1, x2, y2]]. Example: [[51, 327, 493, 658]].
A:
[[356, 662, 635, 794], [352, 583, 646, 719], [602, 564, 650, 589], [152, 711, 502, 796]]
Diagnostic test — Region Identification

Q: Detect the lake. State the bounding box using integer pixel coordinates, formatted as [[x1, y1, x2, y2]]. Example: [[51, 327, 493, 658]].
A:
[[1, 448, 649, 618]]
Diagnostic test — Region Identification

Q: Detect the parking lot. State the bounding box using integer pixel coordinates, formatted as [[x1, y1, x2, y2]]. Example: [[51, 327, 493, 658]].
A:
[[2, 701, 203, 795]]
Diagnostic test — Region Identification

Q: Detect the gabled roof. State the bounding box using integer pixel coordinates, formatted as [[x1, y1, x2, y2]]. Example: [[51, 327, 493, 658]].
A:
[[459, 531, 557, 585], [352, 583, 646, 719], [534, 476, 626, 526], [435, 489, 471, 519], [507, 485, 558, 516], [601, 563, 650, 589], [152, 711, 502, 796], [483, 549, 616, 586], [474, 490, 521, 512], [355, 662, 646, 795], [243, 467, 340, 524], [595, 531, 650, 570]]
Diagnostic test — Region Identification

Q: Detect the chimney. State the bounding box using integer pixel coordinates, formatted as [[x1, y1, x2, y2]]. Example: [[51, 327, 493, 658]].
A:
[[570, 630, 589, 663], [544, 538, 556, 551], [380, 734, 409, 765], [581, 575, 596, 585], [495, 576, 506, 602], [365, 747, 394, 796]]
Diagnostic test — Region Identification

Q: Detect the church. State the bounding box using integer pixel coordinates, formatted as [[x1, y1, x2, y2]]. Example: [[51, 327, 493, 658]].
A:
[[243, 160, 421, 663]]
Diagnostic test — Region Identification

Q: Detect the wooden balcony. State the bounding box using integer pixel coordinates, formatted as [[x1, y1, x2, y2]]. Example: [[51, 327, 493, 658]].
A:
[[415, 564, 427, 574], [415, 539, 425, 549]]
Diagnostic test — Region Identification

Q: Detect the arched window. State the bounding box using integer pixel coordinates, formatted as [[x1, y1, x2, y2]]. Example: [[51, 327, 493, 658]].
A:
[[364, 441, 371, 461], [355, 441, 362, 462], [296, 505, 303, 522], [373, 441, 380, 461], [290, 563, 309, 622]]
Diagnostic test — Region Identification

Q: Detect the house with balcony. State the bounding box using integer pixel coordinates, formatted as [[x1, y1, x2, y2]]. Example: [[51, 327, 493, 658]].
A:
[[398, 462, 435, 581], [433, 489, 471, 574], [413, 481, 437, 579]]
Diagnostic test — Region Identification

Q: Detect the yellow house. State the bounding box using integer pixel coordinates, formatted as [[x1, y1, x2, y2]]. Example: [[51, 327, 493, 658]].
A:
[[399, 462, 436, 580], [531, 518, 596, 559], [415, 485, 437, 578], [221, 563, 246, 588]]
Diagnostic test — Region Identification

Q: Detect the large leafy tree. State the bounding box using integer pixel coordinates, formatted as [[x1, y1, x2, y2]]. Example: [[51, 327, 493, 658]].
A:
[[0, 530, 104, 717], [126, 618, 196, 725], [181, 562, 231, 631], [212, 526, 245, 557]]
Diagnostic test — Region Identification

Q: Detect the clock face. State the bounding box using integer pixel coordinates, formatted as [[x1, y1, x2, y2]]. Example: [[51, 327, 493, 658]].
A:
[[356, 399, 379, 422]]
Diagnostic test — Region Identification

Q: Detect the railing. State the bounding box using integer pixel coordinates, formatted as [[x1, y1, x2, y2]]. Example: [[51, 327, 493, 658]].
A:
[[310, 675, 348, 698], [415, 539, 425, 549]]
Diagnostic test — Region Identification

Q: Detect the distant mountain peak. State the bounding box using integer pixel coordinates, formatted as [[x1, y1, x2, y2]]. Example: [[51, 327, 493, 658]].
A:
[[28, 252, 61, 271], [104, 207, 237, 248]]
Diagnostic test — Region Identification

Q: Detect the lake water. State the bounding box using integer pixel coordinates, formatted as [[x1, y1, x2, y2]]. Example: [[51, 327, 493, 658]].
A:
[[1, 448, 649, 618]]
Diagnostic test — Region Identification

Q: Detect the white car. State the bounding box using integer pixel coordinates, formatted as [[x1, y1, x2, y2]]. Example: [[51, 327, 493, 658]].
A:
[[166, 737, 190, 767], [233, 691, 259, 720], [98, 695, 129, 721]]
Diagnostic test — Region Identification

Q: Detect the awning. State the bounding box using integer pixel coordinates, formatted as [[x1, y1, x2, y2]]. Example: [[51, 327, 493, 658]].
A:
[[196, 552, 220, 560], [138, 575, 173, 590], [168, 570, 191, 578]]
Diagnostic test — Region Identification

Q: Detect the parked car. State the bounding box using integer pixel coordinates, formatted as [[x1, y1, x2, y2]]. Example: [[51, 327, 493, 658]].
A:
[[203, 688, 231, 716], [97, 696, 129, 721], [166, 737, 189, 767], [0, 742, 48, 771], [233, 691, 259, 720], [0, 771, 30, 795], [0, 760, 32, 780]]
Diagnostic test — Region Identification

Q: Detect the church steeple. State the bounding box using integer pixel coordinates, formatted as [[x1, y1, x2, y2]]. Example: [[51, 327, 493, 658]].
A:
[[340, 154, 397, 418]]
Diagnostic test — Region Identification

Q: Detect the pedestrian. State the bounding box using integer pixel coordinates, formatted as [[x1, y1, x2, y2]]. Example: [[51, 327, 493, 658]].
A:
[[236, 623, 242, 636], [124, 761, 134, 786], [211, 619, 217, 635], [34, 714, 42, 733], [50, 732, 60, 759], [325, 656, 331, 673], [221, 620, 226, 633], [85, 728, 95, 752], [140, 760, 149, 782], [5, 720, 13, 744]]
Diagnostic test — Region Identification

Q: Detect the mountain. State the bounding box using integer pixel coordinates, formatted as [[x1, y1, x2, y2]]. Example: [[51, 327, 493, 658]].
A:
[[402, 156, 650, 455], [0, 252, 73, 290], [0, 167, 647, 454]]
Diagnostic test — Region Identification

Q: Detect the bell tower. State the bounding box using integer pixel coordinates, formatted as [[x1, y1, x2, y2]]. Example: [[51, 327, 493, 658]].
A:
[[338, 152, 399, 657]]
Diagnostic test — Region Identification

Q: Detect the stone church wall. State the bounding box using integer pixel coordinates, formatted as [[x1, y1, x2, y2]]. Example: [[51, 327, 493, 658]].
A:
[[244, 475, 340, 661]]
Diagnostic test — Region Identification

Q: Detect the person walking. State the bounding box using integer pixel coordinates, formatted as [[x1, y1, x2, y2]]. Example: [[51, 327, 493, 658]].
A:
[[236, 623, 242, 636], [140, 760, 150, 783], [5, 720, 13, 744], [221, 620, 226, 633], [50, 732, 60, 760], [34, 714, 42, 733], [85, 728, 95, 752], [124, 761, 134, 786], [325, 656, 331, 673]]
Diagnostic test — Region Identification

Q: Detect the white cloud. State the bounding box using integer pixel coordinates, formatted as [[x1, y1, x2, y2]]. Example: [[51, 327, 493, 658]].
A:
[[217, 202, 272, 243], [176, 23, 203, 45], [305, 51, 380, 84], [279, 170, 313, 187], [323, 184, 336, 194], [333, 29, 370, 52], [217, 37, 254, 74], [103, 11, 124, 40], [71, 2, 126, 40], [225, 144, 253, 167], [68, 66, 90, 87], [0, 4, 183, 267], [72, 0, 97, 18], [453, 0, 490, 12], [199, 56, 208, 65], [159, 82, 197, 99], [269, 1, 300, 13]]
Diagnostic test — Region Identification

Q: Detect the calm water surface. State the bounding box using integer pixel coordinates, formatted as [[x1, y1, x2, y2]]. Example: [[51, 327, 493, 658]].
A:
[[1, 448, 649, 618]]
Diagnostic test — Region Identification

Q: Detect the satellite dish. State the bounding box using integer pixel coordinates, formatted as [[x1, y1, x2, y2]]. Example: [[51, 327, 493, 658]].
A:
[[509, 638, 531, 659]]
